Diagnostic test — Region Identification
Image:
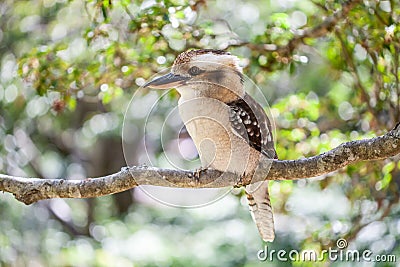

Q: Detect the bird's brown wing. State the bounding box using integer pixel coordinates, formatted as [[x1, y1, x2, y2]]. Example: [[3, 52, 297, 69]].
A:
[[227, 93, 277, 159], [227, 93, 277, 242]]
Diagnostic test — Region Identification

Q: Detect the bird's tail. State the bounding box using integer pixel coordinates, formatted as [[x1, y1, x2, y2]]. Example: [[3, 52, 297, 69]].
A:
[[246, 181, 275, 242]]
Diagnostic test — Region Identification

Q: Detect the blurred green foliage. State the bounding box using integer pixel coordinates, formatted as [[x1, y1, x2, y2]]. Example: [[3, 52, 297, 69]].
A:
[[1, 0, 400, 266]]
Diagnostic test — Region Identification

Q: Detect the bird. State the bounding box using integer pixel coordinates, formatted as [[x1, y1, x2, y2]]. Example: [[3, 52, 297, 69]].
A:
[[144, 49, 278, 242]]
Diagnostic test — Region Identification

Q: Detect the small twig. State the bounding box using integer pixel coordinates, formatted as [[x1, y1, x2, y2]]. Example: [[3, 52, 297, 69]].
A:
[[393, 46, 400, 120], [122, 4, 135, 21], [230, 0, 362, 56], [335, 29, 376, 116]]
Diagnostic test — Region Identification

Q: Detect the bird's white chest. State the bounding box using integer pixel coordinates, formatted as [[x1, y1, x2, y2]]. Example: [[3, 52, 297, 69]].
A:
[[178, 95, 255, 175]]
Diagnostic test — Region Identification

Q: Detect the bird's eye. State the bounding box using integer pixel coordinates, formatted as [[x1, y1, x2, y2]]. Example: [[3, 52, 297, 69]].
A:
[[188, 66, 202, 76]]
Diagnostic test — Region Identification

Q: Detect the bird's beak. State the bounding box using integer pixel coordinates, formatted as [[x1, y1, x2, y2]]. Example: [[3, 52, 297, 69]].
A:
[[143, 72, 189, 89]]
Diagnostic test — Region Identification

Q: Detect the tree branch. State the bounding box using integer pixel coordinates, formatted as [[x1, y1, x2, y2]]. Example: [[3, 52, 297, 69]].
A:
[[1, 123, 400, 205], [231, 0, 362, 55]]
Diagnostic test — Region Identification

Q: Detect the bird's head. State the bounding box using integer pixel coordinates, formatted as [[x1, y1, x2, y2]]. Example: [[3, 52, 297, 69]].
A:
[[144, 49, 244, 102]]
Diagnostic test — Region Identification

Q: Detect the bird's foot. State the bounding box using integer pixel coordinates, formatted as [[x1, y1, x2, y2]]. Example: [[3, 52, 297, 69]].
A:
[[234, 173, 251, 188], [193, 167, 208, 182], [234, 175, 244, 188], [120, 166, 130, 172]]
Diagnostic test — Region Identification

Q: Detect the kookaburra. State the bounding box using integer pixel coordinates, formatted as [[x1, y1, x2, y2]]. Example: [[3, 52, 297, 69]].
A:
[[144, 49, 277, 242]]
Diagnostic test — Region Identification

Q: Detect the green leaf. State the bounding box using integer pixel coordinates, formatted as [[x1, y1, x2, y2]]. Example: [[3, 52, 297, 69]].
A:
[[67, 97, 77, 111], [270, 13, 290, 29]]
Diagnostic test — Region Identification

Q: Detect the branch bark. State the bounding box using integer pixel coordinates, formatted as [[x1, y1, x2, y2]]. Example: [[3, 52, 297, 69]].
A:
[[1, 124, 400, 205]]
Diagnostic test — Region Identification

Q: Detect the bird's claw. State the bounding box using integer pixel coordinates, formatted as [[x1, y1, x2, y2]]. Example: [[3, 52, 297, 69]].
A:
[[121, 166, 130, 172], [234, 175, 245, 188], [193, 167, 208, 182]]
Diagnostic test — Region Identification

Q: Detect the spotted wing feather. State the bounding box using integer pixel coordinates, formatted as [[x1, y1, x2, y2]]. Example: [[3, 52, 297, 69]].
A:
[[227, 94, 277, 158]]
